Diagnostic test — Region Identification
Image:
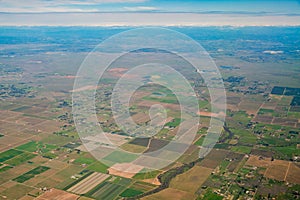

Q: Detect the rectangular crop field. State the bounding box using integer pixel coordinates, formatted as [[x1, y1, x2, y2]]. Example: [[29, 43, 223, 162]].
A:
[[67, 172, 110, 194], [90, 181, 126, 200], [0, 149, 23, 162], [13, 166, 50, 183], [5, 152, 36, 166], [170, 166, 212, 193]]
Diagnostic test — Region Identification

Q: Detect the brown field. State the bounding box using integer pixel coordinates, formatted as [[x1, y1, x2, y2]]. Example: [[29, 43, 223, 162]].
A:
[[35, 188, 79, 200], [251, 149, 274, 157], [272, 117, 298, 126], [131, 112, 150, 124], [256, 184, 287, 197], [121, 143, 147, 153], [226, 152, 244, 172], [67, 172, 109, 194], [0, 181, 18, 193], [245, 155, 273, 168], [264, 160, 289, 181], [109, 163, 144, 178], [133, 155, 171, 170], [142, 177, 161, 185], [285, 163, 300, 184], [199, 149, 228, 169], [84, 133, 129, 147], [227, 104, 239, 111], [145, 139, 169, 153], [0, 135, 28, 151], [245, 156, 299, 183], [227, 96, 241, 105], [0, 110, 22, 120], [43, 159, 69, 170], [238, 97, 263, 115], [169, 166, 212, 193], [253, 115, 273, 123], [142, 188, 196, 200], [19, 195, 35, 200]]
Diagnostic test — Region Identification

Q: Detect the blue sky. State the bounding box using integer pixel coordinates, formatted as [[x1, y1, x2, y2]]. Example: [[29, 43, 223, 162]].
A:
[[1, 0, 300, 14]]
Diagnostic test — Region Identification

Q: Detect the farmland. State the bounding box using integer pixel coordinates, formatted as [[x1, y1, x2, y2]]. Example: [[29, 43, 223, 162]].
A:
[[0, 26, 300, 200], [13, 166, 50, 183], [67, 172, 110, 194]]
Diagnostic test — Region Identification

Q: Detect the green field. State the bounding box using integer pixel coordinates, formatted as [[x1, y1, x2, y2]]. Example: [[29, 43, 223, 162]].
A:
[[87, 161, 109, 173], [231, 146, 252, 154], [13, 166, 50, 183], [199, 189, 223, 200], [165, 118, 182, 128], [133, 169, 161, 180], [5, 152, 36, 166], [112, 177, 132, 186], [16, 141, 57, 153], [194, 136, 205, 146], [74, 156, 97, 165], [0, 149, 23, 162], [0, 184, 34, 199], [0, 165, 13, 172], [90, 182, 126, 200], [120, 188, 143, 197], [103, 151, 138, 163]]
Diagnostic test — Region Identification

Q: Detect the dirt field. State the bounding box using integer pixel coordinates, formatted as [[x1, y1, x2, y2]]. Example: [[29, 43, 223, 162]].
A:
[[285, 163, 300, 184], [238, 96, 264, 115], [131, 112, 150, 124], [245, 155, 299, 183], [109, 163, 144, 178], [245, 155, 273, 168], [264, 160, 289, 181], [169, 166, 212, 193], [199, 149, 229, 169], [35, 188, 79, 200]]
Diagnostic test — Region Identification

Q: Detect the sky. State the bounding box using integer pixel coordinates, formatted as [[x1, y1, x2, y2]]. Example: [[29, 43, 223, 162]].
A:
[[0, 0, 300, 25]]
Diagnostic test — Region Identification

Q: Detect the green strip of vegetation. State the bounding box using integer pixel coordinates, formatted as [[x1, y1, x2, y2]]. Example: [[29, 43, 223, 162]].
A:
[[5, 152, 37, 166], [0, 149, 23, 162], [0, 165, 13, 172], [120, 188, 143, 198]]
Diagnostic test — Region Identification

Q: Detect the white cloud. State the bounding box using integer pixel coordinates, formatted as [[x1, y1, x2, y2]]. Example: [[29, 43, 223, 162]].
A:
[[0, 0, 149, 13], [1, 12, 300, 26], [123, 6, 157, 11]]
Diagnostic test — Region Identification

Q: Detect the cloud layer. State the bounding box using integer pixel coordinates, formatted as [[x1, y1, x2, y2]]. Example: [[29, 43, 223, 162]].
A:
[[0, 0, 148, 12]]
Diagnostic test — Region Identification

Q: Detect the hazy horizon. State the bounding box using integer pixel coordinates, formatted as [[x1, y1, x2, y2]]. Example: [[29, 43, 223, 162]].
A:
[[1, 0, 300, 26]]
